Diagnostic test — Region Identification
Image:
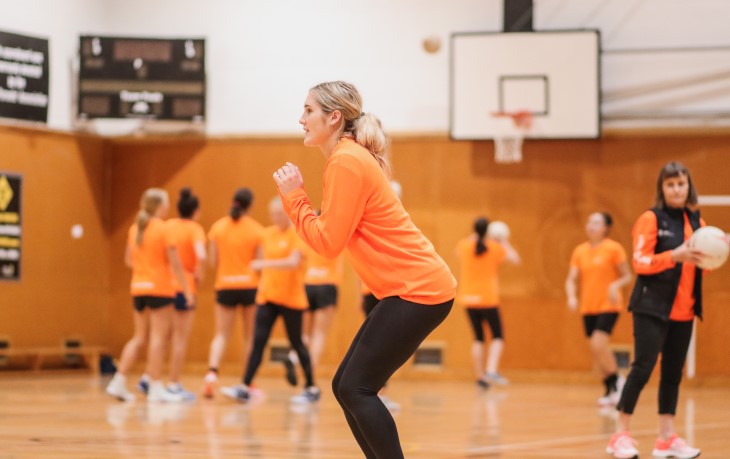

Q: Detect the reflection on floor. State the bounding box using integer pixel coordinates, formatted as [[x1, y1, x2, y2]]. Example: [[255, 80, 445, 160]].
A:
[[0, 374, 728, 458]]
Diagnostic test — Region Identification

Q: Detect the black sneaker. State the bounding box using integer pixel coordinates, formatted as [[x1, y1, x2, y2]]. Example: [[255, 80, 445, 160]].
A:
[[476, 379, 490, 389], [283, 357, 298, 387]]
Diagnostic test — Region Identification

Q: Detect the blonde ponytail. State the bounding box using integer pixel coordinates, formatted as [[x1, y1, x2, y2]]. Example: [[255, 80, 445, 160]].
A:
[[353, 113, 392, 178], [310, 81, 392, 177], [136, 188, 169, 246]]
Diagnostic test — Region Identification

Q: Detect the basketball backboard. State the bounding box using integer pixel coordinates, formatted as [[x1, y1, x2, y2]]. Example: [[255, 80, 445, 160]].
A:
[[450, 30, 600, 140]]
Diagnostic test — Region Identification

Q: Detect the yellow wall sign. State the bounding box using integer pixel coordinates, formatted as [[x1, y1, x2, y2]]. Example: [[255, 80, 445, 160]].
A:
[[0, 173, 21, 281]]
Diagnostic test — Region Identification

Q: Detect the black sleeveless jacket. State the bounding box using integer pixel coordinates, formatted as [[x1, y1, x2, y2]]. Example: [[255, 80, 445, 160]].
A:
[[628, 206, 703, 321]]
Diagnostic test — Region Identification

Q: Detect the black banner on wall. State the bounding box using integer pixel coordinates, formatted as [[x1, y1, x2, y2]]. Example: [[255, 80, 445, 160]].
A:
[[0, 30, 50, 123], [0, 172, 22, 281]]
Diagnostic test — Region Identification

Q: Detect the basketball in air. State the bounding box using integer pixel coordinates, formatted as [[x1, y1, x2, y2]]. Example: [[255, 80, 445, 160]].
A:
[[691, 226, 729, 270], [422, 35, 442, 54], [487, 221, 510, 241]]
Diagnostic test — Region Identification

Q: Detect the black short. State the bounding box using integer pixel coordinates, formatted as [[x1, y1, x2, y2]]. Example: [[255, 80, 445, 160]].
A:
[[466, 307, 504, 341], [216, 289, 257, 307], [583, 312, 619, 337], [306, 284, 338, 311], [362, 293, 380, 317], [173, 292, 195, 311], [133, 295, 174, 312]]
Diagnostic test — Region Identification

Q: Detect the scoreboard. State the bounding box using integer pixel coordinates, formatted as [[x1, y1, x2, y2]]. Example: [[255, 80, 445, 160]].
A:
[[77, 36, 205, 122]]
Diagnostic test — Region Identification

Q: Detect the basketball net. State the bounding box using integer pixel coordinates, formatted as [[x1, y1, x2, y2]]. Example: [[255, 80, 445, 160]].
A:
[[491, 111, 533, 164]]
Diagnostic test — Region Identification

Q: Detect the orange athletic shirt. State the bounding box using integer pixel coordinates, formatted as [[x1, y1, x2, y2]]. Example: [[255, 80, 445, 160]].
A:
[[281, 138, 456, 305], [208, 215, 264, 290], [167, 218, 206, 294], [128, 218, 176, 298], [304, 246, 343, 286], [570, 238, 628, 315], [632, 210, 705, 321], [456, 237, 506, 308], [255, 225, 308, 309]]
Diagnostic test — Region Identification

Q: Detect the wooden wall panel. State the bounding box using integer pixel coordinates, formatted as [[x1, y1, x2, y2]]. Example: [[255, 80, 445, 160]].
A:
[[3, 125, 727, 379], [106, 133, 730, 378], [0, 127, 110, 349]]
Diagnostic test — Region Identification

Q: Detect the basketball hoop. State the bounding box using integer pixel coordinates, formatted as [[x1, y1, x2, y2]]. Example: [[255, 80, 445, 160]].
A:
[[490, 110, 533, 164]]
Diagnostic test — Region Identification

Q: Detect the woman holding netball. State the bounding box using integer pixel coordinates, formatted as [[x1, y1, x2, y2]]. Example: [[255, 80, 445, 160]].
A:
[[273, 81, 456, 458], [607, 162, 704, 459], [456, 217, 520, 388], [565, 212, 632, 406]]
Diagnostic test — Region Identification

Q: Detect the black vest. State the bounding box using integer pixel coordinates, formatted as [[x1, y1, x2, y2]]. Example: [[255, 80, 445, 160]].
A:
[[628, 206, 703, 321]]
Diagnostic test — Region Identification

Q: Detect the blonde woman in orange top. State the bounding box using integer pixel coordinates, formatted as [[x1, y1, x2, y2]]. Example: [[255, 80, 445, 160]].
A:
[[456, 217, 520, 388], [565, 212, 632, 406], [273, 81, 456, 458], [106, 188, 191, 403], [202, 188, 264, 398], [221, 197, 318, 404]]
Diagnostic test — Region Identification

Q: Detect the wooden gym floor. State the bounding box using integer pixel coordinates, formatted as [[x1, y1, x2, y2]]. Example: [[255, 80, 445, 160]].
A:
[[0, 374, 728, 458]]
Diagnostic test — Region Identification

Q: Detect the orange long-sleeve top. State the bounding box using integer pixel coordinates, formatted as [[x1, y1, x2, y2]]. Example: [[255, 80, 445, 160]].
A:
[[167, 218, 206, 295], [281, 138, 456, 305], [632, 210, 705, 321]]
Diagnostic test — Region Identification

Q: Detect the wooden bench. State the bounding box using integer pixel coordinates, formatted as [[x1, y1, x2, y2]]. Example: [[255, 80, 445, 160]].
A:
[[0, 345, 105, 374]]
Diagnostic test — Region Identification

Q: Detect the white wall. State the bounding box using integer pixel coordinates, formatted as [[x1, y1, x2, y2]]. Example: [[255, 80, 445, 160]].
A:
[[99, 0, 501, 134], [1, 0, 729, 133]]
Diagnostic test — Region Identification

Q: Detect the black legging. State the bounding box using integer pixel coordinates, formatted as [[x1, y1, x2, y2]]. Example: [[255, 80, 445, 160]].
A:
[[332, 296, 453, 459], [244, 302, 314, 387], [617, 313, 693, 415]]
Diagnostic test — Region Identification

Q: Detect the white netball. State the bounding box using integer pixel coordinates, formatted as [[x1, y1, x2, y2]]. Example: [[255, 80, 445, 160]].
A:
[[691, 226, 729, 270], [487, 220, 510, 241]]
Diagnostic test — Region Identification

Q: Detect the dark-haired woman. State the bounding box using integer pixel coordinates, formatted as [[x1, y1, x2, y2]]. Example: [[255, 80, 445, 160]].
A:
[[565, 212, 632, 407], [456, 217, 520, 387], [607, 162, 704, 459], [164, 188, 206, 400], [106, 188, 192, 403], [201, 188, 264, 398]]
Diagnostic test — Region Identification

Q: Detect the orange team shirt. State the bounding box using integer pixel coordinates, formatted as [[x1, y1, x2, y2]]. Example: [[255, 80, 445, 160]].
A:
[[281, 137, 456, 305], [127, 218, 176, 298], [456, 237, 506, 308], [304, 245, 343, 286], [570, 239, 628, 315], [208, 215, 264, 291], [167, 218, 206, 294], [632, 210, 705, 321], [255, 225, 308, 309]]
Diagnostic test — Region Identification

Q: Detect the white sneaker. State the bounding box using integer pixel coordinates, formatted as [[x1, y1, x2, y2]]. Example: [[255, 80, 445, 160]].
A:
[[166, 383, 196, 402], [485, 372, 509, 386], [290, 386, 320, 404], [652, 434, 700, 458], [599, 375, 626, 406], [379, 395, 401, 411], [147, 382, 184, 403], [106, 374, 136, 402], [606, 431, 639, 459]]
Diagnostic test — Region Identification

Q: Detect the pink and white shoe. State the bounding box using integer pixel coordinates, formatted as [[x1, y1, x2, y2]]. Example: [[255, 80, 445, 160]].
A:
[[652, 434, 700, 458], [606, 431, 639, 459]]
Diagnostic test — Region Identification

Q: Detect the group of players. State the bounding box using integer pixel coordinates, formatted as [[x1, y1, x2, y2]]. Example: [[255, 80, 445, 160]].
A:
[[105, 78, 709, 458]]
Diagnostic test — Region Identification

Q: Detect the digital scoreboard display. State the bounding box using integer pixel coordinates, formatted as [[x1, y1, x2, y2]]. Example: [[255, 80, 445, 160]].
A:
[[77, 36, 205, 121]]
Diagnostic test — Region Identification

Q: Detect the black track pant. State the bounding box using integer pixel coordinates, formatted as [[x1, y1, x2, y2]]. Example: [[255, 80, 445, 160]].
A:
[[244, 302, 314, 387], [617, 313, 693, 415], [332, 296, 453, 459]]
